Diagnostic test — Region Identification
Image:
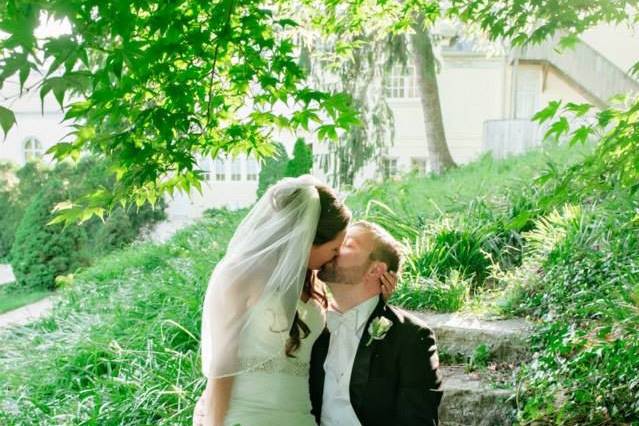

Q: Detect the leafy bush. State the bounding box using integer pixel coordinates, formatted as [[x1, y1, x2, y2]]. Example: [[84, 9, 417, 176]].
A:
[[285, 138, 313, 177], [496, 197, 639, 423], [390, 271, 470, 312], [93, 208, 137, 254], [1, 156, 166, 266], [52, 156, 166, 254], [468, 343, 492, 371], [10, 180, 89, 290], [533, 96, 639, 197], [0, 189, 18, 261], [399, 219, 492, 292], [0, 161, 48, 260], [257, 142, 289, 198]]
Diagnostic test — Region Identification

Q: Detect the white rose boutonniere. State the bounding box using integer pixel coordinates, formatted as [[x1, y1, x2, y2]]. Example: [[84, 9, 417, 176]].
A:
[[366, 316, 393, 346]]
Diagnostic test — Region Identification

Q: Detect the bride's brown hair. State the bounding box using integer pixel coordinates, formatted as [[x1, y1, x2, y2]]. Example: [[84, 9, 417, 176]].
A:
[[285, 184, 351, 357]]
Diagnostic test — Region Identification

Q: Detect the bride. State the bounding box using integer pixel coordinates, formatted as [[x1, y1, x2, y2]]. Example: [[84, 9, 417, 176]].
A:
[[193, 175, 395, 426]]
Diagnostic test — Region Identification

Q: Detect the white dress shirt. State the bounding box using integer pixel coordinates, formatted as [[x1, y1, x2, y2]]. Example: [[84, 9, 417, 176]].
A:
[[320, 295, 379, 426]]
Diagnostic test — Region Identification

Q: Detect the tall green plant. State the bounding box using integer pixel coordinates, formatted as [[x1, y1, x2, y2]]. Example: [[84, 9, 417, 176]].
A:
[[285, 138, 313, 177], [533, 97, 639, 200], [0, 161, 48, 260], [10, 180, 89, 290], [257, 142, 289, 198], [508, 200, 639, 423]]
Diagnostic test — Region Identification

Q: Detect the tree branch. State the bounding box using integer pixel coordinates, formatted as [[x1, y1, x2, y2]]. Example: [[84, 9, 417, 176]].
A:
[[206, 0, 237, 127]]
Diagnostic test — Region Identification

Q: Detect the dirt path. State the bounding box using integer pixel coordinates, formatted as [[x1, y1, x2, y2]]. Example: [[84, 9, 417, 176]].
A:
[[0, 297, 54, 329], [0, 264, 15, 286]]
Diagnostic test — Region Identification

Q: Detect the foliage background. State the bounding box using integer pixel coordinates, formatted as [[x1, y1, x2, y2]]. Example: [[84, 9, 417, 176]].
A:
[[0, 156, 166, 290]]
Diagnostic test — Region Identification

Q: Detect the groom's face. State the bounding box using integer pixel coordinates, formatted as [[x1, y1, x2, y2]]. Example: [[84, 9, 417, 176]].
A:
[[317, 226, 373, 284]]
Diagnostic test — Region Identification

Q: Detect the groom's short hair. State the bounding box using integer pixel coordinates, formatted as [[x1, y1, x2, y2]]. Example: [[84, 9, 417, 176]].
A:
[[351, 220, 403, 273]]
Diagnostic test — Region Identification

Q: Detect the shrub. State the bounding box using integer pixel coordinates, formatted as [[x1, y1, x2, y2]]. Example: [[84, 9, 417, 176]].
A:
[[10, 180, 89, 290], [257, 142, 289, 198], [52, 156, 166, 254], [390, 270, 471, 312], [500, 198, 639, 423], [93, 208, 137, 255], [0, 161, 48, 260], [2, 156, 166, 267], [285, 138, 313, 177], [0, 188, 18, 260], [403, 221, 492, 292], [468, 343, 492, 371]]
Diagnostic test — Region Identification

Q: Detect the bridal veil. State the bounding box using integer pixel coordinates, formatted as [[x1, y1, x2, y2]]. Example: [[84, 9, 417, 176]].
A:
[[200, 174, 322, 378]]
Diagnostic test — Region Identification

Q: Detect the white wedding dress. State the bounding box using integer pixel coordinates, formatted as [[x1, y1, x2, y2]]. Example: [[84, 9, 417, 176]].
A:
[[194, 297, 325, 426]]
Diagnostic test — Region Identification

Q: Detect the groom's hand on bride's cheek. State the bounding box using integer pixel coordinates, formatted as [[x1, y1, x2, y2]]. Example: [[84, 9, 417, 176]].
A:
[[381, 271, 398, 301]]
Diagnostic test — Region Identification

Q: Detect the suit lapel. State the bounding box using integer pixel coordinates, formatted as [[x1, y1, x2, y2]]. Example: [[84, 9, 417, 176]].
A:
[[311, 327, 330, 420], [349, 296, 387, 416]]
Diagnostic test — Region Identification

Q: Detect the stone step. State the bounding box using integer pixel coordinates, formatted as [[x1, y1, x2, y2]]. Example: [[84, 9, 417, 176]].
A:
[[440, 365, 516, 426], [409, 310, 533, 364]]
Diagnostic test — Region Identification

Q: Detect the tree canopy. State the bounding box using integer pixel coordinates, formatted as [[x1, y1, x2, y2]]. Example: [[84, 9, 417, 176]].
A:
[[1, 0, 638, 223], [0, 0, 358, 224]]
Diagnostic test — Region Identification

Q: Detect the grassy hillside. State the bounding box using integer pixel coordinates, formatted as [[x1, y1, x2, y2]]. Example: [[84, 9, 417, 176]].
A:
[[349, 144, 596, 313], [350, 142, 639, 422], [0, 210, 244, 425], [347, 143, 592, 220], [1, 141, 637, 424]]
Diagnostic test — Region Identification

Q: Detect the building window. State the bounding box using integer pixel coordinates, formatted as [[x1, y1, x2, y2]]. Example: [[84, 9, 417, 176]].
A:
[[231, 158, 242, 181], [383, 157, 398, 177], [23, 137, 44, 162], [197, 157, 213, 181], [411, 157, 427, 175], [246, 157, 259, 181], [214, 158, 226, 181], [385, 64, 418, 99]]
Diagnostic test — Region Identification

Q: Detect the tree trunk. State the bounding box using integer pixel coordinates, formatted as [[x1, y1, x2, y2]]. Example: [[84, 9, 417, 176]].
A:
[[411, 23, 456, 173]]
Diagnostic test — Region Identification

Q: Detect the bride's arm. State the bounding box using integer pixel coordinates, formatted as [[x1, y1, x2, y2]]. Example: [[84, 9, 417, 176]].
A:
[[200, 255, 278, 425], [202, 265, 265, 426], [203, 376, 234, 426]]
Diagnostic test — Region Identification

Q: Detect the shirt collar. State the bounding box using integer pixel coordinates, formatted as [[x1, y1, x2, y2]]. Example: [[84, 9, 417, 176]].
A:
[[328, 295, 381, 333], [352, 295, 380, 333]]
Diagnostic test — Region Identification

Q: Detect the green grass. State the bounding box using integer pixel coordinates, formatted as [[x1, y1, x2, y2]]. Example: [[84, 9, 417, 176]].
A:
[[1, 141, 636, 424], [347, 142, 594, 312], [347, 142, 593, 221], [0, 284, 51, 314], [389, 270, 470, 312], [0, 209, 243, 425]]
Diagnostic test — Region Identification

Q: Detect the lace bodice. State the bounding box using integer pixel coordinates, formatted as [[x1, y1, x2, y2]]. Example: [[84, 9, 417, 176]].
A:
[[236, 297, 325, 376], [194, 298, 325, 426]]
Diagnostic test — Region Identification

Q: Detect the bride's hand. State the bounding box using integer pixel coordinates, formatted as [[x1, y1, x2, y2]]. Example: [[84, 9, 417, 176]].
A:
[[381, 271, 398, 301]]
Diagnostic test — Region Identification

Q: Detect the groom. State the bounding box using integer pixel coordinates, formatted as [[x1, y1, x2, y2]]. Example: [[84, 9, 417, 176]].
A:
[[310, 221, 442, 426]]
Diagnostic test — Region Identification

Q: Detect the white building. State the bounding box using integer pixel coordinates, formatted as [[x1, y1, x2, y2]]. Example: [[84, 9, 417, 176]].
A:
[[164, 154, 263, 218], [2, 23, 638, 220], [312, 24, 639, 187], [0, 79, 67, 167]]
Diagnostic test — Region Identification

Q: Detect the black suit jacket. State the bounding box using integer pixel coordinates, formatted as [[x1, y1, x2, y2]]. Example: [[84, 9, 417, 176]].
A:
[[309, 296, 443, 426]]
